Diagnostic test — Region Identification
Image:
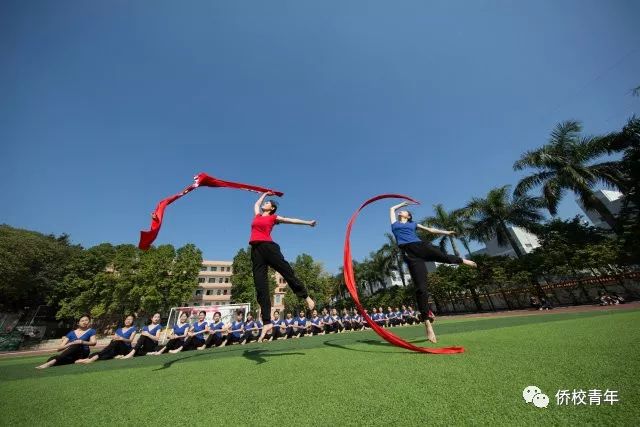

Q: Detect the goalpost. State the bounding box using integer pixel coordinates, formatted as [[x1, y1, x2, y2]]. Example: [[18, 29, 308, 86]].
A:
[[161, 304, 251, 344]]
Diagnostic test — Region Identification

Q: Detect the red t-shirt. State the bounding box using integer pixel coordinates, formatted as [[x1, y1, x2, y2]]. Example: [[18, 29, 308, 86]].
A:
[[250, 214, 278, 243]]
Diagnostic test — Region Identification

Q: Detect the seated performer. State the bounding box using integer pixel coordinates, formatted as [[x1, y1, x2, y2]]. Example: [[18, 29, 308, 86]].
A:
[[151, 312, 190, 355], [226, 310, 246, 346], [243, 312, 260, 344], [121, 313, 162, 359], [178, 311, 209, 352], [330, 308, 342, 333], [265, 310, 286, 341], [292, 310, 308, 338], [199, 311, 227, 349], [76, 314, 137, 364], [341, 308, 352, 331], [283, 312, 296, 339], [309, 309, 324, 335], [35, 315, 97, 369]]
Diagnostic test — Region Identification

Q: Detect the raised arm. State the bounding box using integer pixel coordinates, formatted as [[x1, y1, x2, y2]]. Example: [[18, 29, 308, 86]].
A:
[[276, 216, 316, 227], [254, 192, 272, 215], [390, 201, 411, 224], [416, 224, 454, 235]]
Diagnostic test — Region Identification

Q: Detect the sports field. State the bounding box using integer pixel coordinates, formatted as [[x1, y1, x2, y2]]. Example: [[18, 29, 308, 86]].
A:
[[1, 308, 638, 426]]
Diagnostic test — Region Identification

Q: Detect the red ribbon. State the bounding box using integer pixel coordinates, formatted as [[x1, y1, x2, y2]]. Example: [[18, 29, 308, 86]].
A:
[[139, 172, 284, 250], [343, 194, 465, 354]]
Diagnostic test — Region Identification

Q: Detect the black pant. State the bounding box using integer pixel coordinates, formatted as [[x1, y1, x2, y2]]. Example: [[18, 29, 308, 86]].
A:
[[251, 242, 309, 323], [400, 241, 463, 321], [204, 333, 225, 348], [244, 331, 260, 343], [181, 336, 204, 351], [90, 340, 129, 360], [47, 344, 89, 366], [164, 338, 184, 351], [226, 334, 244, 345], [134, 336, 157, 356]]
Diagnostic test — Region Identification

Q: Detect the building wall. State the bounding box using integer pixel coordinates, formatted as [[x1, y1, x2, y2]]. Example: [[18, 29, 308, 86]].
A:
[[576, 189, 624, 230], [189, 260, 233, 307], [189, 260, 288, 317], [482, 226, 540, 257]]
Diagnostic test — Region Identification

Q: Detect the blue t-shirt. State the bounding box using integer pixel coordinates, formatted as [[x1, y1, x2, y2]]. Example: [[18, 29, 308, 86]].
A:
[[65, 329, 97, 352], [391, 221, 421, 245], [192, 321, 208, 342], [284, 319, 295, 330], [272, 319, 284, 328], [295, 317, 307, 327], [143, 324, 162, 336], [210, 321, 225, 336], [342, 315, 351, 322], [310, 317, 322, 327], [231, 321, 244, 338], [173, 323, 190, 341], [115, 326, 137, 348]]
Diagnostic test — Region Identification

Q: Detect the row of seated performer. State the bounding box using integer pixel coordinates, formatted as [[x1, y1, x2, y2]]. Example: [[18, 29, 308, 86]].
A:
[[35, 305, 425, 369]]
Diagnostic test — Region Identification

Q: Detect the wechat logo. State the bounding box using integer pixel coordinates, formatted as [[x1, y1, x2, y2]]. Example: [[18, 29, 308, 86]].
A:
[[523, 386, 550, 408]]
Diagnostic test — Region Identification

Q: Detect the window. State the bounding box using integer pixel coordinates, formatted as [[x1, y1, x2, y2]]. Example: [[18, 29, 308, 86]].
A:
[[226, 266, 231, 272], [223, 289, 228, 295], [195, 290, 203, 296], [275, 295, 281, 304], [200, 266, 207, 271], [198, 278, 205, 283], [216, 290, 222, 296], [211, 266, 217, 271], [218, 278, 223, 283], [204, 303, 211, 306], [193, 303, 200, 306], [224, 278, 229, 283], [208, 278, 215, 283], [206, 290, 213, 296]]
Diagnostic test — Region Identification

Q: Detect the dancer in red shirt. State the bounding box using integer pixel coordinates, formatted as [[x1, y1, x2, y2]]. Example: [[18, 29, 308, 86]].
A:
[[250, 192, 316, 342]]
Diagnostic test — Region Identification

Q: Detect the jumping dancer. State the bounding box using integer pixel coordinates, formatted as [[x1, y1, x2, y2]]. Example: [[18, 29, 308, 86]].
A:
[[249, 191, 317, 341], [390, 201, 477, 343]]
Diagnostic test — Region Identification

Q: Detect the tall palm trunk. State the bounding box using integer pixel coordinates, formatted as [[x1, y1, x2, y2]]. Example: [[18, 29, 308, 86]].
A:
[[448, 236, 461, 258]]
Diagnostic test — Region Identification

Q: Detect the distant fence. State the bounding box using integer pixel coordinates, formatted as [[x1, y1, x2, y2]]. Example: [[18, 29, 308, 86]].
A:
[[433, 272, 640, 314]]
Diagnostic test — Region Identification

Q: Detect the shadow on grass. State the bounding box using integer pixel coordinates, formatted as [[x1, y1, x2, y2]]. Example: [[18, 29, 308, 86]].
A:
[[241, 349, 305, 365]]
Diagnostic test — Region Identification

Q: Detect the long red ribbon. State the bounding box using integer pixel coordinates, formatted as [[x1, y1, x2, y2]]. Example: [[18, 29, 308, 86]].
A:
[[343, 194, 465, 354], [139, 172, 284, 250]]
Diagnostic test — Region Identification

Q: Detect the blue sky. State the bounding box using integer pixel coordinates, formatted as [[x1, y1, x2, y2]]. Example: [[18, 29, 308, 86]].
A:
[[1, 1, 638, 273]]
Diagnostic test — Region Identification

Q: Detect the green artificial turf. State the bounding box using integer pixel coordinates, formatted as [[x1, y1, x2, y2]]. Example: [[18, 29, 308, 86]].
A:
[[0, 309, 638, 426]]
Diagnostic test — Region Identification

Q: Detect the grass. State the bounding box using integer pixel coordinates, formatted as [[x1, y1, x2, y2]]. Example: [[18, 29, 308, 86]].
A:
[[0, 308, 638, 426]]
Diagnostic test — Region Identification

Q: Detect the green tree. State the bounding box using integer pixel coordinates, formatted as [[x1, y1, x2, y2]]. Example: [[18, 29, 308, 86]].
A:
[[422, 204, 473, 257], [0, 225, 82, 311], [514, 120, 621, 230], [466, 186, 545, 257]]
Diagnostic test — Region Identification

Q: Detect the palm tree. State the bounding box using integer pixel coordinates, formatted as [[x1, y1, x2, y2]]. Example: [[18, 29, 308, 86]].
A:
[[422, 204, 473, 257], [513, 120, 621, 230], [378, 233, 406, 287], [466, 185, 545, 258]]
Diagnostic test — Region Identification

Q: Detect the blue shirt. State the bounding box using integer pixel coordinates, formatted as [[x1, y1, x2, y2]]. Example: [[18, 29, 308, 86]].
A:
[[391, 221, 421, 245], [295, 317, 307, 327], [310, 317, 322, 327], [272, 318, 284, 328], [209, 321, 225, 335], [192, 321, 208, 342], [65, 328, 96, 352], [284, 318, 295, 330], [115, 326, 137, 348], [143, 324, 162, 335], [173, 323, 190, 341], [342, 315, 351, 322], [231, 321, 244, 338], [323, 315, 331, 323]]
